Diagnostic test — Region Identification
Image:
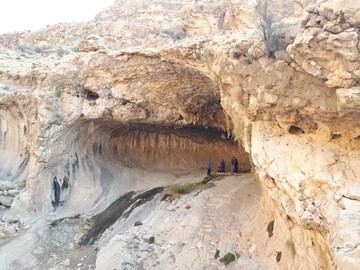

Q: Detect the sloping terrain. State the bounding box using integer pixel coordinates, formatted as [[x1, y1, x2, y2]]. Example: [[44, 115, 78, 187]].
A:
[[0, 0, 360, 269], [0, 173, 263, 270]]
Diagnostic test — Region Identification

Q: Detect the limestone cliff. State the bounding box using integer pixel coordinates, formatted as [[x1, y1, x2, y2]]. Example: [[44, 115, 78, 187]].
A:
[[0, 0, 360, 269]]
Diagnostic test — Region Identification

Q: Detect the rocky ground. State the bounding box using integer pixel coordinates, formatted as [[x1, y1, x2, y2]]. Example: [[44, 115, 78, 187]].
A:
[[0, 172, 267, 270], [1, 0, 360, 268]]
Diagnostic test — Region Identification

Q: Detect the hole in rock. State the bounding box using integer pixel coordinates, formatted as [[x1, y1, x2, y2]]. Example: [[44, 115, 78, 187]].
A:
[[176, 114, 184, 121], [288, 125, 305, 135], [331, 133, 342, 140], [83, 89, 99, 100], [62, 177, 69, 189], [69, 123, 258, 246], [46, 120, 251, 212], [72, 121, 250, 173], [232, 52, 242, 60], [286, 215, 293, 223], [120, 98, 129, 105], [52, 177, 61, 209]]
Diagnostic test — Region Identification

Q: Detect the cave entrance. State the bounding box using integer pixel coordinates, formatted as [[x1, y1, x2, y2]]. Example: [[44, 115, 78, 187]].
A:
[[114, 124, 251, 173], [47, 120, 251, 213], [78, 121, 250, 174]]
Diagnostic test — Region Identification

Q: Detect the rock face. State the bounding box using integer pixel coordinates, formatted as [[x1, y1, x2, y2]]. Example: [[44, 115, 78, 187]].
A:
[[0, 0, 360, 269]]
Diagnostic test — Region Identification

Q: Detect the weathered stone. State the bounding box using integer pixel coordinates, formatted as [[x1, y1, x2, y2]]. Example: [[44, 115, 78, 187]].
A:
[[7, 189, 20, 196], [78, 35, 105, 52], [323, 22, 343, 33], [0, 0, 359, 269], [0, 195, 14, 207], [341, 185, 360, 201], [0, 181, 20, 191], [348, 10, 360, 27], [336, 87, 360, 116]]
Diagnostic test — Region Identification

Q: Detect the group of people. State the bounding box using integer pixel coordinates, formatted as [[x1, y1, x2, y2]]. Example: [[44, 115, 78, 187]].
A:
[[206, 157, 239, 176]]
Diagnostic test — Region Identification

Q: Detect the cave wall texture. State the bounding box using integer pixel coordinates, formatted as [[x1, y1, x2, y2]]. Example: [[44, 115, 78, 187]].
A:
[[1, 0, 360, 268]]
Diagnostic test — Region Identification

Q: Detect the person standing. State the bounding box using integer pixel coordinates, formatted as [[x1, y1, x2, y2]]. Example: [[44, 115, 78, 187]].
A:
[[207, 161, 212, 176], [220, 159, 225, 173], [231, 157, 235, 173], [234, 157, 239, 173]]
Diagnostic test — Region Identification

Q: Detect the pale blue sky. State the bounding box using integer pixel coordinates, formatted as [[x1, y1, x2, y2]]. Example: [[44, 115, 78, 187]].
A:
[[0, 0, 114, 34]]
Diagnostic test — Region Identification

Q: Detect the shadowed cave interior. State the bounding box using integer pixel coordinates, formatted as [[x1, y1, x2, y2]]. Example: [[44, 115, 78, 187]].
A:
[[44, 120, 250, 212]]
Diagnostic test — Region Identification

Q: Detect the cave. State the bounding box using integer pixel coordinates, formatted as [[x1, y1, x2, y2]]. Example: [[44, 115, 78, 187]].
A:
[[288, 125, 305, 135], [83, 89, 100, 100], [0, 54, 253, 215], [70, 120, 248, 174], [45, 119, 250, 212], [2, 0, 360, 268], [331, 133, 342, 140]]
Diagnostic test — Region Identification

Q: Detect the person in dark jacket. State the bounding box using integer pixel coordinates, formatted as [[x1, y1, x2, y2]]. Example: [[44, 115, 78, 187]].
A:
[[234, 157, 239, 173], [231, 157, 235, 173], [231, 157, 239, 173], [220, 159, 225, 173], [207, 161, 212, 176]]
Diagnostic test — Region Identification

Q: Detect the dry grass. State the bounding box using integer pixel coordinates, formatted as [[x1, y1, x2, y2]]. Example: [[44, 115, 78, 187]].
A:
[[164, 174, 219, 198]]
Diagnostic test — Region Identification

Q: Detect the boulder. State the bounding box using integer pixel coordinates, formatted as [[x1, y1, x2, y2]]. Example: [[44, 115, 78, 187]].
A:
[[0, 195, 14, 207], [323, 22, 343, 34]]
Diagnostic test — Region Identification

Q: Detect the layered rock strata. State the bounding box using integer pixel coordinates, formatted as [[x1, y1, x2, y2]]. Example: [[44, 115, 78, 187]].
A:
[[0, 0, 360, 269]]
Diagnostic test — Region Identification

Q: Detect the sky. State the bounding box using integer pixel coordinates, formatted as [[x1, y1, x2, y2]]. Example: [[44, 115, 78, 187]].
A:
[[0, 0, 114, 34]]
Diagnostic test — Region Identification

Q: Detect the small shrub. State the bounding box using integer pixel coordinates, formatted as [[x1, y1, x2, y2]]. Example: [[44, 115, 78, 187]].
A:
[[148, 236, 155, 244], [276, 251, 282, 262], [166, 174, 219, 198], [134, 221, 142, 226], [80, 113, 84, 118], [172, 183, 194, 194], [56, 47, 68, 57], [267, 220, 275, 237], [34, 47, 42, 53], [174, 185, 187, 194], [201, 174, 216, 184], [89, 101, 96, 106], [55, 87, 62, 97], [286, 239, 296, 257], [214, 249, 220, 259], [50, 219, 62, 227], [16, 44, 30, 53], [34, 45, 51, 54], [220, 252, 236, 265]]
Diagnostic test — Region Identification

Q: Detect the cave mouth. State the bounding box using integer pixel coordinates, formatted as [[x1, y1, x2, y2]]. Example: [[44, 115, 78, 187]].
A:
[[46, 119, 251, 212], [74, 120, 250, 173]]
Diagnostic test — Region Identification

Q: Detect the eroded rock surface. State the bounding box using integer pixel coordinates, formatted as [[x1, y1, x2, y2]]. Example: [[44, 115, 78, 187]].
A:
[[0, 0, 360, 269]]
